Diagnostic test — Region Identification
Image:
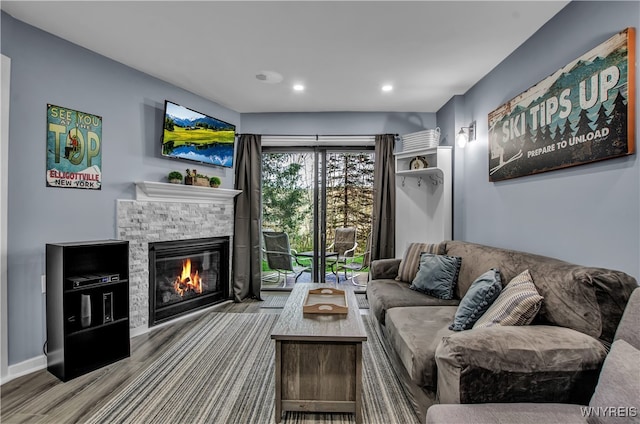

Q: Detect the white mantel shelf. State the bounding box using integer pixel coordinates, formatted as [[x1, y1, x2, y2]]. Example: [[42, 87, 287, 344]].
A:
[[135, 181, 242, 203]]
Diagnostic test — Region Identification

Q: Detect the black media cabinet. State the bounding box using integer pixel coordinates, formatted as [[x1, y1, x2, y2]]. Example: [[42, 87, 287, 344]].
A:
[[46, 240, 130, 381]]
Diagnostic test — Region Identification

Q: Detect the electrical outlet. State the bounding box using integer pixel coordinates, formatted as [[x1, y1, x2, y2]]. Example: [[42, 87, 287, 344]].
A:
[[41, 275, 46, 293]]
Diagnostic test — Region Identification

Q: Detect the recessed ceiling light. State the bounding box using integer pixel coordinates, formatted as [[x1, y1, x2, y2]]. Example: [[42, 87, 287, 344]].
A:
[[293, 84, 305, 92], [382, 84, 393, 92]]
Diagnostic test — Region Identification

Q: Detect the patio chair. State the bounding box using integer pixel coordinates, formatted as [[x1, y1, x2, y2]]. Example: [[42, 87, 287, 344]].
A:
[[338, 232, 371, 286], [262, 231, 306, 286], [326, 227, 357, 282]]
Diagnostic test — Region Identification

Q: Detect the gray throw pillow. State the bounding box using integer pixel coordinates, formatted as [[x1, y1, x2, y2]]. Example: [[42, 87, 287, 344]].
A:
[[587, 339, 640, 424], [409, 253, 461, 300], [473, 269, 543, 329], [449, 269, 502, 331]]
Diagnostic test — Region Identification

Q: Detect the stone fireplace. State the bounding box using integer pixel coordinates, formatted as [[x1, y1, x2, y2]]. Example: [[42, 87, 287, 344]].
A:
[[117, 181, 240, 332]]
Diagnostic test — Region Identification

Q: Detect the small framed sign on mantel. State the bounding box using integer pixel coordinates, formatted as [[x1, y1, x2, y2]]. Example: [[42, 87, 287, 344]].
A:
[[488, 27, 635, 182]]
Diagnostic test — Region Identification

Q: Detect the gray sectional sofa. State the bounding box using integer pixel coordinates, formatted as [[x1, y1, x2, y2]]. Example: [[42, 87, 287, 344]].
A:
[[366, 240, 638, 422]]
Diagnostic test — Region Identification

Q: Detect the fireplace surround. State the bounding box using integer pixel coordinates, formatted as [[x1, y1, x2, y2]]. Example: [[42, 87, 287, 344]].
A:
[[117, 182, 241, 331]]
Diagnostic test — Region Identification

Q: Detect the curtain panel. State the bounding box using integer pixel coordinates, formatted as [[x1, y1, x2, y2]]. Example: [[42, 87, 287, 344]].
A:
[[233, 134, 262, 301], [371, 134, 396, 260]]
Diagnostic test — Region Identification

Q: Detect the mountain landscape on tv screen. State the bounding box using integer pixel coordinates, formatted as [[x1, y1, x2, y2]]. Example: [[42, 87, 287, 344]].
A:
[[167, 114, 234, 131]]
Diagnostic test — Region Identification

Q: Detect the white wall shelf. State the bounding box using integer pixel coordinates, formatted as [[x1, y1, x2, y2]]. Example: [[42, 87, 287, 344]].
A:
[[394, 146, 450, 185], [396, 168, 444, 187], [394, 147, 439, 159], [396, 168, 442, 178], [135, 181, 241, 203], [395, 146, 452, 251]]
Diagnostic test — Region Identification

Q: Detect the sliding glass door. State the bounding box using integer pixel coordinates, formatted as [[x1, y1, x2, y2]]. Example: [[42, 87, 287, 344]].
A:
[[261, 147, 374, 288]]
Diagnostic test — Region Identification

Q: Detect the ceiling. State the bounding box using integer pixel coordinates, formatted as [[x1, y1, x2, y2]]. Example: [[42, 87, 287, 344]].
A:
[[1, 1, 569, 113]]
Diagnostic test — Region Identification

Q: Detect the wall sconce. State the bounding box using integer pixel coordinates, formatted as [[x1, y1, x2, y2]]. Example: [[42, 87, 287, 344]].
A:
[[456, 121, 476, 148]]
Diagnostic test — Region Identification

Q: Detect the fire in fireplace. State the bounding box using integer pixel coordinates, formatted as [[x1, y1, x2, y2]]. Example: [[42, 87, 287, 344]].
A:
[[149, 237, 229, 326], [174, 259, 203, 297]]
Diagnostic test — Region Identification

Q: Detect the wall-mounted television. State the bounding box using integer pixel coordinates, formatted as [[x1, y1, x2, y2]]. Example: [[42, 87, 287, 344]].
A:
[[161, 100, 236, 168]]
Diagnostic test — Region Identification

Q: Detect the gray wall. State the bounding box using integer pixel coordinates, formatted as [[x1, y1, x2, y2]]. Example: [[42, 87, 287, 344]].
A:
[[241, 112, 436, 136], [438, 1, 639, 279], [1, 13, 240, 365]]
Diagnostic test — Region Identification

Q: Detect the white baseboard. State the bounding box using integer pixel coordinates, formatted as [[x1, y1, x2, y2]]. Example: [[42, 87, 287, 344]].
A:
[[2, 355, 47, 385]]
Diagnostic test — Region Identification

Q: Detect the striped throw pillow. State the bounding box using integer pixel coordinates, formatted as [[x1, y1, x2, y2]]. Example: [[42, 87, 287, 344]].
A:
[[396, 242, 446, 283], [473, 269, 543, 329]]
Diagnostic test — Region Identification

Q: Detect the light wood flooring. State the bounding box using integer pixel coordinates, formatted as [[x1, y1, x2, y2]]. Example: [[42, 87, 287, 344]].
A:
[[0, 293, 289, 424]]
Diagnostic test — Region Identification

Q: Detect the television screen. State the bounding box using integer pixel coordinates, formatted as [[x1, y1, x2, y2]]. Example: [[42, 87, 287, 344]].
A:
[[161, 100, 236, 168]]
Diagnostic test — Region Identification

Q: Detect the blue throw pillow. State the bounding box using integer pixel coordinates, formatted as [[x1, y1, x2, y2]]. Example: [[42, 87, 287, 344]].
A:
[[449, 268, 502, 331], [410, 253, 462, 300]]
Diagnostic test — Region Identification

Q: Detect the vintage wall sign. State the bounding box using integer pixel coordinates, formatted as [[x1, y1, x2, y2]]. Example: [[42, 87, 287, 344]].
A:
[[488, 28, 635, 182], [47, 104, 102, 190]]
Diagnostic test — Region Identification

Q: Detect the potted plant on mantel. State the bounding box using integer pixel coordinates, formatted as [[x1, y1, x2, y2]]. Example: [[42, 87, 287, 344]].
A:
[[210, 176, 221, 188], [168, 171, 183, 184]]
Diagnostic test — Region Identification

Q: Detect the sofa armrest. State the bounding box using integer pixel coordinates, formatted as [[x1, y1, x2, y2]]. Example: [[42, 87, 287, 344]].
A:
[[435, 325, 607, 405], [370, 258, 401, 280]]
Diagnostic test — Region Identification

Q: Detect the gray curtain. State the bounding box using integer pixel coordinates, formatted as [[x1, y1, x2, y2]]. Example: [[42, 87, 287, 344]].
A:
[[233, 134, 262, 302], [371, 134, 396, 260]]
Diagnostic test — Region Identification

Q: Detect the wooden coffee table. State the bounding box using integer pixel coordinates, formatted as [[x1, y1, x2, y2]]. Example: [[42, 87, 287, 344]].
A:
[[271, 283, 367, 423]]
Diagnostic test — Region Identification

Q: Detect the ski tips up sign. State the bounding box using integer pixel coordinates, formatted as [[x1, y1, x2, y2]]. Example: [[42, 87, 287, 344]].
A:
[[488, 27, 635, 182]]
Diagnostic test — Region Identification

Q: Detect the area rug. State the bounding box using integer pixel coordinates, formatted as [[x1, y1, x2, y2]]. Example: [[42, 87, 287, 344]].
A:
[[356, 293, 370, 309], [260, 294, 289, 308], [86, 312, 420, 424]]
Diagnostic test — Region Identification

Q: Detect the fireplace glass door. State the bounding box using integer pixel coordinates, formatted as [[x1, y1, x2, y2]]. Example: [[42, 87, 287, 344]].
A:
[[149, 237, 229, 326]]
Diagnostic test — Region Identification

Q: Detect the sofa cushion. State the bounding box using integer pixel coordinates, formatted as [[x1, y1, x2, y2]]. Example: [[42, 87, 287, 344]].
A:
[[450, 268, 502, 331], [410, 253, 461, 300], [588, 339, 640, 424], [444, 240, 638, 344], [396, 242, 446, 283], [367, 279, 459, 325], [473, 269, 543, 329], [385, 306, 457, 390]]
